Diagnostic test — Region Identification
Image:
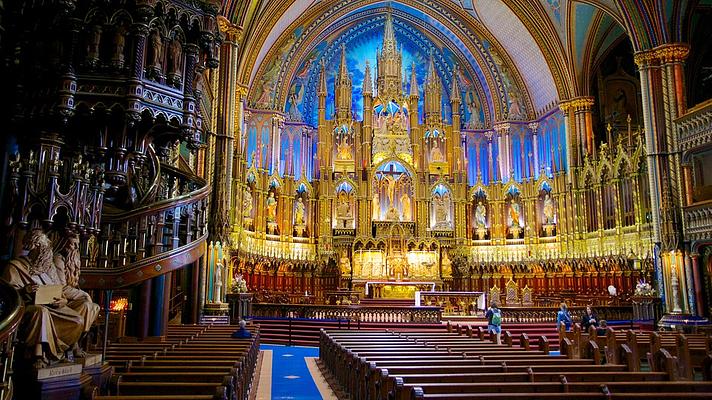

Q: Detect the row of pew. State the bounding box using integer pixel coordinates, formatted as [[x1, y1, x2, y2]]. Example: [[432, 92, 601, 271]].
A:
[[92, 324, 259, 400], [320, 326, 712, 399], [560, 324, 712, 379]]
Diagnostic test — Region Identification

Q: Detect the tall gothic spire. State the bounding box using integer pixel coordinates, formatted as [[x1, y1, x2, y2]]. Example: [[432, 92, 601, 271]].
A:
[[424, 52, 442, 123], [376, 9, 403, 101], [334, 44, 353, 120], [382, 10, 397, 55], [363, 60, 373, 95], [450, 65, 461, 103], [409, 62, 419, 98], [337, 43, 350, 85], [318, 61, 327, 96]]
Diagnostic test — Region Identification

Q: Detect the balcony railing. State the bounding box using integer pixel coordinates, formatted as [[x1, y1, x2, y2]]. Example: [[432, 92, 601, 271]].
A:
[[80, 161, 209, 289], [252, 303, 442, 324], [684, 199, 712, 242]]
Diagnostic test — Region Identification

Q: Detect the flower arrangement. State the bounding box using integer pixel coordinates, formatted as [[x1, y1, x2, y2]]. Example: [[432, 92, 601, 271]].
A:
[[634, 280, 656, 296], [230, 274, 248, 294]]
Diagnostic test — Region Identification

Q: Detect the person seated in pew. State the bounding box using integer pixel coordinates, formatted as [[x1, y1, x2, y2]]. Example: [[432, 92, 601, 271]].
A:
[[582, 305, 599, 332], [556, 302, 572, 332], [485, 301, 502, 345], [596, 319, 608, 336], [231, 319, 252, 338]]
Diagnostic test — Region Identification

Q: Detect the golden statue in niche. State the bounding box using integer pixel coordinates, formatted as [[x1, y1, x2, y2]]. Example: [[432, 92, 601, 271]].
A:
[[372, 192, 380, 220], [336, 136, 352, 160], [400, 191, 412, 221], [430, 140, 444, 162], [266, 192, 277, 223]]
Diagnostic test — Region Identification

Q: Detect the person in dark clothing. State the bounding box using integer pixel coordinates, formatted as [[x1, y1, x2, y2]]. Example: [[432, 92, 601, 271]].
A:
[[231, 319, 252, 338], [581, 305, 599, 332]]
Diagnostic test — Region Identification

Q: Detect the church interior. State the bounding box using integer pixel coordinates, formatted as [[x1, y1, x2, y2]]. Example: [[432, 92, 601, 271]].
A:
[[1, 0, 712, 399]]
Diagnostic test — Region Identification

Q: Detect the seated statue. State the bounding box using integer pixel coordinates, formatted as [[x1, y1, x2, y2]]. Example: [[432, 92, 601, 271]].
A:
[[3, 229, 90, 368], [53, 233, 100, 348]]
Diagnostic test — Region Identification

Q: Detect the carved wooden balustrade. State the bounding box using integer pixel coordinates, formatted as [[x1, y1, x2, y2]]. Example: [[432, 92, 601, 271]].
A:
[[252, 303, 442, 323], [499, 305, 634, 324], [80, 162, 209, 289], [0, 281, 24, 400]]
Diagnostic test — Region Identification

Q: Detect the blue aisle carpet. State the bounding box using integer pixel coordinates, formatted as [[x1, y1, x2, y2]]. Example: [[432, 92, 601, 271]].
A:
[[262, 344, 323, 400]]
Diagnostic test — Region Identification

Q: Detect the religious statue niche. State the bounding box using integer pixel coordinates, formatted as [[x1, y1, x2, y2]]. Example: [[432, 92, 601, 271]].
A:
[[334, 121, 355, 173], [334, 181, 355, 229], [293, 184, 309, 237], [431, 184, 453, 230], [83, 23, 102, 68], [472, 188, 489, 240], [387, 224, 409, 280], [597, 56, 641, 135], [146, 28, 164, 79], [266, 181, 280, 235], [539, 182, 556, 237], [165, 30, 184, 87], [242, 173, 256, 231], [426, 130, 448, 174], [464, 90, 484, 130], [338, 248, 352, 283], [373, 161, 413, 222], [505, 186, 523, 238], [372, 101, 413, 166], [110, 18, 130, 69]]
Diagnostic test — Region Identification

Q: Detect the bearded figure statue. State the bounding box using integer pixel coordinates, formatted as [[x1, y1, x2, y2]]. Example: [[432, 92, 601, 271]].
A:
[[54, 233, 100, 344], [2, 229, 87, 368]]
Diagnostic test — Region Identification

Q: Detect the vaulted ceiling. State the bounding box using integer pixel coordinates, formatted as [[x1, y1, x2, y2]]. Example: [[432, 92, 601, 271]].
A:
[[225, 0, 697, 124]]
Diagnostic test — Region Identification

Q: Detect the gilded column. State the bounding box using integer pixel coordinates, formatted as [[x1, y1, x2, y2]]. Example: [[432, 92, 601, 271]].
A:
[[209, 18, 242, 243]]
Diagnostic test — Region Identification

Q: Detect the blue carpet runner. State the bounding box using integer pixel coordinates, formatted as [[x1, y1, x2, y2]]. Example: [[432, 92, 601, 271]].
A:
[[262, 344, 323, 400]]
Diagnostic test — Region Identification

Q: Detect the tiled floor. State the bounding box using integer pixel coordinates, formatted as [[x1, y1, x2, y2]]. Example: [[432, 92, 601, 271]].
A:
[[256, 344, 336, 400]]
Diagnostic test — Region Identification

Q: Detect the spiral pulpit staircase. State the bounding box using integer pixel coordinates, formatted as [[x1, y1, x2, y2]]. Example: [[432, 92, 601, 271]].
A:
[[80, 152, 210, 290]]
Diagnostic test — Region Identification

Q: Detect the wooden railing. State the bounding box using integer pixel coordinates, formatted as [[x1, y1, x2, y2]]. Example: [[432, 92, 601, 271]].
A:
[[499, 305, 634, 324], [81, 162, 209, 289], [252, 303, 442, 324], [0, 281, 24, 400]]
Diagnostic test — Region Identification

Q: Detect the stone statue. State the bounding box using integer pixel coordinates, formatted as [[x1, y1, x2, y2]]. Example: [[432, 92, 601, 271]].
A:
[[266, 192, 277, 223], [243, 188, 253, 217], [475, 201, 487, 228], [167, 38, 183, 75], [53, 233, 100, 340], [339, 253, 351, 276], [112, 27, 126, 66], [294, 197, 306, 225], [86, 26, 101, 62], [543, 194, 555, 224], [149, 30, 163, 70], [400, 192, 412, 221], [3, 230, 87, 367], [214, 262, 223, 303], [372, 192, 380, 220], [434, 196, 449, 225], [430, 140, 444, 162], [509, 200, 521, 227], [336, 193, 351, 218]]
